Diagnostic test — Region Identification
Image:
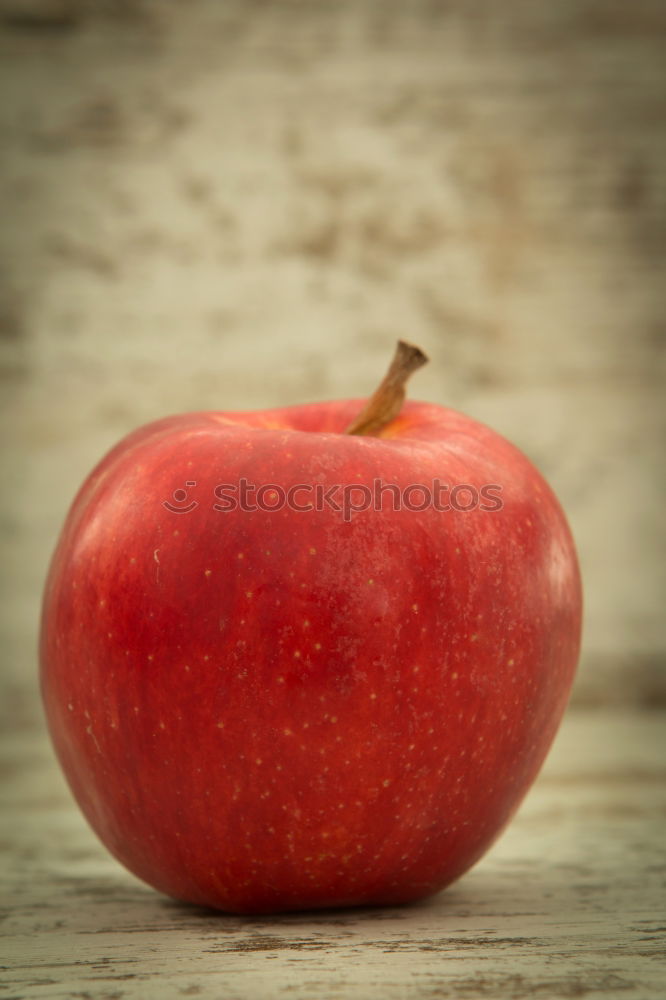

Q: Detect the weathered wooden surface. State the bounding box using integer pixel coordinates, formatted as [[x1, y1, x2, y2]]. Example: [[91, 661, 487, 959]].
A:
[[2, 706, 664, 999], [0, 4, 665, 996]]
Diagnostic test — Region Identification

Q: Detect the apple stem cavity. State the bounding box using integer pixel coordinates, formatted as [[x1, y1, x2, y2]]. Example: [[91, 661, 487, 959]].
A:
[[345, 340, 429, 436]]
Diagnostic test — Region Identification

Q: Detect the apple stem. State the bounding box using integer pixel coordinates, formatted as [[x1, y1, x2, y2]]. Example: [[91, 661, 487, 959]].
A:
[[345, 340, 429, 436]]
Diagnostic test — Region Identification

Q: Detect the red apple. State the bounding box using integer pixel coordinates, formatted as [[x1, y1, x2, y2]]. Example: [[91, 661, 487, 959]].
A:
[[40, 343, 582, 913]]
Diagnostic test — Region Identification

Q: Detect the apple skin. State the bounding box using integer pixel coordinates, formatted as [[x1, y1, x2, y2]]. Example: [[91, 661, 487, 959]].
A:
[[40, 398, 582, 914]]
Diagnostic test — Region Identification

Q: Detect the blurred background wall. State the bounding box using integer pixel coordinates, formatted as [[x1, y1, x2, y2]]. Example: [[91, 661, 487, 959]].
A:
[[1, 0, 664, 724]]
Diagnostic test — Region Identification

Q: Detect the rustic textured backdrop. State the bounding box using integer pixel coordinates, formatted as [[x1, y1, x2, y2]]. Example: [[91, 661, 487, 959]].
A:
[[1, 4, 666, 998], [1, 0, 664, 722]]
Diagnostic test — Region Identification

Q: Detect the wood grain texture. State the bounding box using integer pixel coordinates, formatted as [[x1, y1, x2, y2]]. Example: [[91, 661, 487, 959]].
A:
[[0, 4, 665, 995], [2, 707, 664, 999]]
